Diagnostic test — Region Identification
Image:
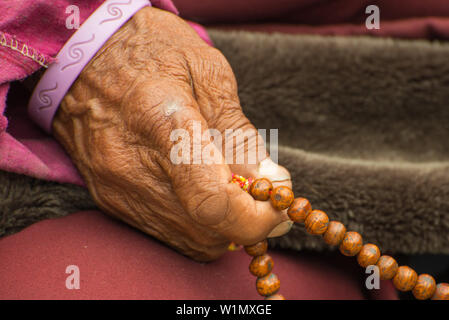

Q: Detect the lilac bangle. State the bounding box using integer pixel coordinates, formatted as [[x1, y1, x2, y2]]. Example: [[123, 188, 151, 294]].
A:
[[28, 0, 152, 133]]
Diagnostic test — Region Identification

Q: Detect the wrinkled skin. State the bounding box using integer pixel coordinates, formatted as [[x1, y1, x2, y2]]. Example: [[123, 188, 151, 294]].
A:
[[53, 7, 292, 261]]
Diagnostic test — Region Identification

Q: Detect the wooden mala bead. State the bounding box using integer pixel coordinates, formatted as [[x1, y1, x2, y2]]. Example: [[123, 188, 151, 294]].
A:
[[393, 266, 418, 292], [270, 186, 294, 210], [339, 231, 363, 256], [323, 221, 346, 246], [256, 273, 281, 297], [357, 244, 381, 268], [304, 210, 329, 235], [249, 254, 274, 277], [376, 255, 398, 280], [431, 283, 449, 300], [265, 293, 285, 300], [412, 274, 436, 300], [249, 178, 273, 201], [234, 174, 448, 301], [244, 240, 268, 257], [287, 197, 312, 223]]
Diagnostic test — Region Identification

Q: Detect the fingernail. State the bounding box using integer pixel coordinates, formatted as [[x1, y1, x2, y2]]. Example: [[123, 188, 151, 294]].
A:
[[267, 220, 294, 238], [258, 158, 290, 182]]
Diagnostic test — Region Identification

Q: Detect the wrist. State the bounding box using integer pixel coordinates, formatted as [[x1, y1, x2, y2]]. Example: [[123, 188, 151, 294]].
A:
[[28, 0, 152, 133]]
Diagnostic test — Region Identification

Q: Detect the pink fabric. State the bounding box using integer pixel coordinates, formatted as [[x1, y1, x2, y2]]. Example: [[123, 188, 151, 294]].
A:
[[28, 0, 152, 133], [0, 0, 211, 185], [0, 210, 398, 300]]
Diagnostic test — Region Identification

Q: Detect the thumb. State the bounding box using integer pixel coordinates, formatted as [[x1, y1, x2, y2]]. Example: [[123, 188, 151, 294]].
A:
[[164, 109, 285, 245], [132, 80, 284, 245], [171, 161, 287, 245], [184, 46, 294, 238]]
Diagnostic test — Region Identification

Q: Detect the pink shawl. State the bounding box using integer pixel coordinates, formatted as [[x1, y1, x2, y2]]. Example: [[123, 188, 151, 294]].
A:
[[0, 0, 211, 186]]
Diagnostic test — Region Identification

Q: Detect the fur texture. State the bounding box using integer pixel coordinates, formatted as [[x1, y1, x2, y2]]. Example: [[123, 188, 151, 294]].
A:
[[2, 30, 449, 254], [210, 30, 449, 254], [0, 170, 95, 237]]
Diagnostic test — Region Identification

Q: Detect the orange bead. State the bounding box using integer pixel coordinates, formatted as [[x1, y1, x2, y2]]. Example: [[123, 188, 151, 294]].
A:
[[412, 274, 436, 300], [287, 198, 312, 223], [265, 293, 285, 300], [393, 266, 418, 292], [431, 283, 449, 300], [376, 255, 398, 280], [270, 186, 294, 210], [256, 273, 281, 297], [357, 244, 381, 268], [249, 178, 273, 201], [339, 231, 363, 256], [249, 254, 274, 277], [323, 221, 346, 246], [304, 210, 329, 235], [244, 240, 268, 257]]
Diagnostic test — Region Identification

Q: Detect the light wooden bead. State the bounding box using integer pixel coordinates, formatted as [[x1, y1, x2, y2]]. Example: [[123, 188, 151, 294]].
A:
[[304, 210, 329, 235], [244, 240, 268, 257], [270, 186, 294, 210], [249, 178, 273, 201], [287, 198, 312, 223], [339, 231, 363, 256], [323, 221, 346, 246], [393, 266, 418, 292], [412, 274, 436, 300], [265, 293, 285, 300], [249, 254, 274, 277], [376, 255, 398, 280], [256, 273, 281, 297], [431, 283, 449, 300], [357, 244, 381, 268]]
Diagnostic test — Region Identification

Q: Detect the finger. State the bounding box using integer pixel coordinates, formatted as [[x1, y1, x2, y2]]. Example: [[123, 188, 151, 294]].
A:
[[163, 105, 286, 245], [257, 158, 293, 238], [129, 80, 284, 245], [186, 48, 294, 237], [185, 46, 292, 185]]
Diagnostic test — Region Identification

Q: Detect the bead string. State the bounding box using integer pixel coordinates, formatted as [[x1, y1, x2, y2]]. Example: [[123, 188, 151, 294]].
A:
[[231, 174, 449, 300]]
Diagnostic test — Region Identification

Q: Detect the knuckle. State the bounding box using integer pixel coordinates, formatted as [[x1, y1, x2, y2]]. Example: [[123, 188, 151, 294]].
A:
[[205, 47, 230, 68], [123, 82, 173, 138], [189, 46, 237, 88], [218, 107, 250, 130], [186, 181, 230, 226]]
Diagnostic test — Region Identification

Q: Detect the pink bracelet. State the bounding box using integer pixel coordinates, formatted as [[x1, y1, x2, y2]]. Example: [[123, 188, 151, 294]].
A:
[[28, 0, 152, 133]]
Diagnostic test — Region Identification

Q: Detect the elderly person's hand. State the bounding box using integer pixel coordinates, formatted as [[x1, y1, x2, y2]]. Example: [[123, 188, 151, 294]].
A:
[[53, 7, 292, 261]]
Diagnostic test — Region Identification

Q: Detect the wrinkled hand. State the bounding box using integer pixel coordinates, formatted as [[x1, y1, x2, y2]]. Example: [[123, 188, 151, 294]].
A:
[[53, 7, 292, 261]]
